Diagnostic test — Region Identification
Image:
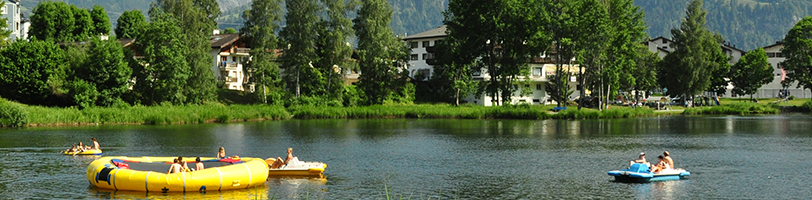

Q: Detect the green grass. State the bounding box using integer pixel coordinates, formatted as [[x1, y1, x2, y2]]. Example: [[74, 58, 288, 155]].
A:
[[289, 104, 554, 120], [24, 103, 291, 126], [552, 106, 657, 119], [719, 97, 808, 106], [683, 102, 779, 115]]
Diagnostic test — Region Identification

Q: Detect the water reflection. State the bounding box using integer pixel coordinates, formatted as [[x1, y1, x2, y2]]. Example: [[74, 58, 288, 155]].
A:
[[89, 185, 269, 200], [266, 177, 328, 199], [628, 180, 690, 199]]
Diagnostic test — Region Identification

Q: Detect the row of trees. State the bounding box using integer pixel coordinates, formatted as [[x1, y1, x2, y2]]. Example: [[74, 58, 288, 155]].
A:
[[0, 0, 413, 107], [430, 0, 656, 108]]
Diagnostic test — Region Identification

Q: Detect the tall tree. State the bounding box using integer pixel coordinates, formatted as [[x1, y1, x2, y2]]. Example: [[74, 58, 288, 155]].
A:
[[115, 10, 147, 39], [90, 5, 111, 36], [71, 5, 94, 41], [29, 1, 75, 41], [0, 40, 66, 105], [75, 38, 133, 107], [443, 0, 543, 106], [573, 0, 609, 109], [241, 0, 284, 104], [658, 0, 722, 100], [781, 16, 812, 95], [315, 0, 356, 99], [730, 48, 773, 98], [132, 9, 189, 105], [153, 0, 220, 104], [353, 0, 411, 105], [601, 0, 649, 108], [545, 0, 579, 107], [280, 0, 323, 98], [0, 1, 11, 47]]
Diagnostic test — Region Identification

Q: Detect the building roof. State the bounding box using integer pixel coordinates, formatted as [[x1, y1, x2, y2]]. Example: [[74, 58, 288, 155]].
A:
[[119, 38, 135, 47], [762, 41, 783, 49], [402, 25, 447, 41], [210, 33, 240, 49]]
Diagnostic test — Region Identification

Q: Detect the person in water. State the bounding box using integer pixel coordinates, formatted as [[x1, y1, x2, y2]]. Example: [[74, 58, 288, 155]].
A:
[[167, 158, 182, 174], [217, 147, 226, 159], [63, 144, 77, 153], [195, 157, 204, 171], [270, 148, 294, 169], [92, 138, 100, 150], [630, 152, 649, 167], [663, 151, 674, 169]]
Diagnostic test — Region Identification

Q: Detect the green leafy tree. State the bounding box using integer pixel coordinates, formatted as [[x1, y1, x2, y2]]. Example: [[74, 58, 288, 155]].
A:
[[573, 0, 609, 109], [730, 48, 773, 98], [115, 10, 147, 39], [315, 0, 356, 100], [71, 5, 94, 41], [0, 40, 66, 105], [90, 5, 111, 36], [353, 0, 411, 105], [132, 10, 189, 105], [29, 1, 75, 41], [223, 28, 237, 34], [657, 0, 722, 99], [241, 0, 284, 104], [73, 38, 132, 107], [0, 1, 11, 47], [153, 0, 220, 104], [280, 0, 323, 98], [781, 16, 812, 94], [708, 34, 731, 96], [545, 0, 580, 106], [443, 0, 543, 106], [631, 46, 660, 101]]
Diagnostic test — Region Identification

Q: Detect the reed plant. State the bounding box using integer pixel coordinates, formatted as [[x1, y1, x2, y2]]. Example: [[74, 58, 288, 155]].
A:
[[289, 104, 553, 120], [552, 107, 656, 119], [24, 103, 291, 126], [683, 102, 779, 115]]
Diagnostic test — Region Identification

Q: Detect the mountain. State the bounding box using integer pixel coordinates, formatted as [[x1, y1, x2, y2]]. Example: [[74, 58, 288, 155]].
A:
[[14, 0, 807, 50], [635, 0, 812, 50]]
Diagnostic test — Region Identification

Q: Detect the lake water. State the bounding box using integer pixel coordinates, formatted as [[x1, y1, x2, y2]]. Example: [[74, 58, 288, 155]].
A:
[[1, 115, 811, 199]]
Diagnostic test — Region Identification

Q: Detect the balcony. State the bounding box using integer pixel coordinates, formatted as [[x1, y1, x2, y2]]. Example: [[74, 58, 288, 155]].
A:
[[235, 48, 250, 55], [219, 62, 241, 71], [221, 76, 238, 83]]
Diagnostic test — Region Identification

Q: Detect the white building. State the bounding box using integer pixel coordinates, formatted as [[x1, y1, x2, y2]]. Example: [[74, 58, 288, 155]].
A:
[[2, 0, 29, 41], [756, 42, 811, 98], [403, 26, 579, 106], [645, 36, 745, 65], [210, 33, 250, 91]]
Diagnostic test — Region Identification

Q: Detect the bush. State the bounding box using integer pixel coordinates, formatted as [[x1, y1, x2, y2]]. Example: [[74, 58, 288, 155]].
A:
[[0, 100, 29, 128], [684, 102, 779, 115], [801, 100, 812, 112]]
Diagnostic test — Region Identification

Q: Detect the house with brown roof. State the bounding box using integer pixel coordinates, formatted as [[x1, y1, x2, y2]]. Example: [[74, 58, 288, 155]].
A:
[[210, 33, 250, 91]]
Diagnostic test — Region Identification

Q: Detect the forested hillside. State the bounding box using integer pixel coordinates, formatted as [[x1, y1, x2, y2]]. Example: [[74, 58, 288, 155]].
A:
[[637, 0, 812, 50], [14, 0, 809, 50]]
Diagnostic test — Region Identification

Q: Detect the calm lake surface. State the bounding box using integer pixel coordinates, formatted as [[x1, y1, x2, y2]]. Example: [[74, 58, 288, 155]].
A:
[[1, 115, 812, 199]]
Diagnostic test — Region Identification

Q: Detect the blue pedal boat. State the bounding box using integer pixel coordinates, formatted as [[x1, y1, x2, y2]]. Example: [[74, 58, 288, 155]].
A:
[[608, 163, 690, 183]]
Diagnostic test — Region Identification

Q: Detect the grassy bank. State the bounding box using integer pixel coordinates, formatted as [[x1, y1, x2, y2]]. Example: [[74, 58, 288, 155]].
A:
[[683, 102, 779, 115], [22, 103, 291, 126], [6, 98, 804, 128]]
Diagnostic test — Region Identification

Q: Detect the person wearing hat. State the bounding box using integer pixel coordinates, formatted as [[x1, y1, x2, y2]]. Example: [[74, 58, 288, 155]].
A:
[[630, 152, 650, 167]]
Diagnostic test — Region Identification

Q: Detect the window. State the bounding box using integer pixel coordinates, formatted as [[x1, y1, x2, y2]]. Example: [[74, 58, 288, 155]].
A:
[[524, 84, 529, 88], [1, 5, 7, 15], [533, 67, 542, 76], [427, 53, 435, 59], [422, 41, 430, 48], [536, 84, 542, 90], [472, 69, 481, 76], [410, 42, 418, 49], [410, 54, 418, 61], [662, 40, 668, 44], [422, 53, 427, 60]]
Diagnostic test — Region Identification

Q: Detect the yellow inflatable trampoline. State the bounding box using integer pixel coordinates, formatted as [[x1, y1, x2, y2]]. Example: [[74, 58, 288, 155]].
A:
[[86, 156, 268, 192]]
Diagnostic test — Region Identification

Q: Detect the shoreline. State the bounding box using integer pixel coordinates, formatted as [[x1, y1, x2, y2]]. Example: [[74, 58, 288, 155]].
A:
[[2, 100, 808, 129]]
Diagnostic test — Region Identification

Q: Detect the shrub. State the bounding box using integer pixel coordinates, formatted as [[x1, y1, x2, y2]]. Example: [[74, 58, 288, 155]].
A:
[[0, 100, 29, 128]]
